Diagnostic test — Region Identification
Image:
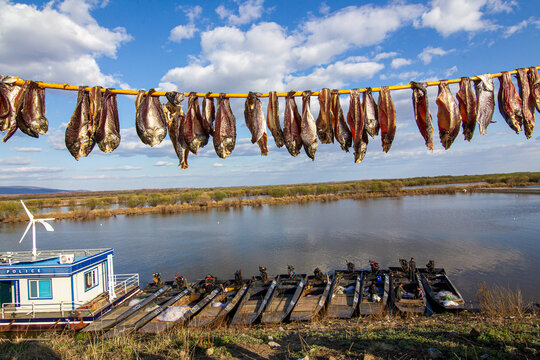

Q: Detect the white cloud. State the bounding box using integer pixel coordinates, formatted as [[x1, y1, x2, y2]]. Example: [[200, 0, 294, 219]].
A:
[[486, 0, 517, 13], [418, 46, 455, 64], [503, 17, 536, 38], [445, 65, 458, 78], [213, 163, 224, 167], [319, 2, 330, 15], [391, 58, 412, 69], [0, 157, 32, 165], [154, 161, 173, 167], [98, 165, 143, 171], [216, 0, 264, 26], [0, 0, 132, 87], [182, 5, 202, 22], [11, 147, 43, 152], [169, 24, 197, 43], [0, 166, 63, 173], [373, 52, 398, 61]]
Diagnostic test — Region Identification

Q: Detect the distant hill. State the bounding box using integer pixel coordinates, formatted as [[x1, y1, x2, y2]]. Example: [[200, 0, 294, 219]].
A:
[[0, 186, 77, 195]]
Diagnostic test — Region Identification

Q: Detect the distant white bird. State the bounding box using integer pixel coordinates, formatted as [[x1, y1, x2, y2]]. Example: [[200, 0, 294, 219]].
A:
[[19, 200, 55, 257]]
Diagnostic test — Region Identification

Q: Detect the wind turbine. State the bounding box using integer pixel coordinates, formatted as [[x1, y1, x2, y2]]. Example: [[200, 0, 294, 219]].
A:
[[19, 200, 54, 257]]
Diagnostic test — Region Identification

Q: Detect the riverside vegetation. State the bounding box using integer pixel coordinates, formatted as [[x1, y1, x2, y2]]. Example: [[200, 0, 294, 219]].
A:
[[0, 172, 539, 223]]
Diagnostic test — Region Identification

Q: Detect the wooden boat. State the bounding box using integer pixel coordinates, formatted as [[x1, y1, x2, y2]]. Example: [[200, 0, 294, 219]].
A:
[[230, 275, 277, 326], [260, 273, 306, 324], [289, 273, 331, 322], [389, 266, 427, 315], [138, 280, 221, 334], [419, 267, 465, 311], [188, 279, 250, 328], [326, 270, 362, 319], [359, 270, 390, 315]]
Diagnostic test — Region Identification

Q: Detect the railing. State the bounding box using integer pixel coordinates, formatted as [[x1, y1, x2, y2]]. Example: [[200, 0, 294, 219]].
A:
[[113, 273, 139, 297], [2, 301, 88, 319]]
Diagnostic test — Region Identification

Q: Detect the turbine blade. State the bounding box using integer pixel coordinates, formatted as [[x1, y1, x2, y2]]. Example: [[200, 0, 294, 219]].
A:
[[37, 219, 54, 232], [20, 200, 34, 220], [19, 222, 33, 243]]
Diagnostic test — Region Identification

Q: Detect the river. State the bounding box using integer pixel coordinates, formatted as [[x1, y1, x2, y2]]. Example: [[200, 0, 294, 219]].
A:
[[1, 193, 538, 303]]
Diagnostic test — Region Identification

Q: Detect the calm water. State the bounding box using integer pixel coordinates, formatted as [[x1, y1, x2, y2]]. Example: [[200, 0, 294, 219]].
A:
[[1, 193, 539, 303]]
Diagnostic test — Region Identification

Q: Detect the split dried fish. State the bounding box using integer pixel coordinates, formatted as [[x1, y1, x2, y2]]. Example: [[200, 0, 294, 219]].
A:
[[244, 92, 268, 156], [19, 81, 48, 137], [411, 81, 434, 150], [474, 74, 495, 135], [517, 68, 535, 139], [183, 92, 209, 154], [65, 86, 95, 160], [0, 83, 10, 127], [498, 71, 523, 134], [201, 92, 215, 136], [348, 89, 368, 163], [89, 86, 102, 132], [331, 89, 351, 152], [455, 77, 477, 142], [214, 93, 236, 159], [95, 89, 120, 153], [363, 87, 379, 138], [378, 86, 396, 153], [2, 82, 25, 142], [164, 91, 188, 169], [528, 66, 540, 112], [301, 90, 318, 160], [436, 81, 460, 150], [135, 89, 167, 147], [266, 91, 285, 148], [316, 88, 333, 144], [283, 90, 302, 156]]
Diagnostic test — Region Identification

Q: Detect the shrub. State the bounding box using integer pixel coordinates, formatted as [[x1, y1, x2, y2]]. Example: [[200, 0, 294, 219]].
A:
[[212, 191, 227, 202]]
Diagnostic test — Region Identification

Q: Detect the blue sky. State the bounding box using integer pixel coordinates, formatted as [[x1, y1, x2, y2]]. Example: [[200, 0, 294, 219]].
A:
[[0, 0, 539, 191]]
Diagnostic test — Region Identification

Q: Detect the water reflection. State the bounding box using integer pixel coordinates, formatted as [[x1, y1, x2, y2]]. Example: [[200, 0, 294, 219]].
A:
[[1, 193, 538, 302]]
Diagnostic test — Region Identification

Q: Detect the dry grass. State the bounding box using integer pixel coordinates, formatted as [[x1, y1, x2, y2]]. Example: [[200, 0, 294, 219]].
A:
[[477, 282, 525, 317]]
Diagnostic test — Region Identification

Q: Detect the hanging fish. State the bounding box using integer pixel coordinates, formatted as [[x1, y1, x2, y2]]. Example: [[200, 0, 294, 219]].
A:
[[455, 77, 477, 142], [89, 86, 102, 130], [0, 83, 11, 127], [436, 81, 460, 150], [213, 93, 236, 159], [283, 90, 302, 156], [244, 92, 268, 156], [474, 74, 495, 135], [528, 66, 540, 112], [498, 71, 523, 134], [164, 91, 188, 169], [411, 81, 434, 150], [331, 89, 352, 152], [183, 92, 209, 154], [363, 87, 379, 138], [517, 68, 535, 139], [347, 89, 368, 163], [378, 86, 396, 153], [301, 90, 318, 160], [95, 89, 120, 153], [201, 92, 215, 136], [316, 88, 333, 144], [2, 81, 26, 142], [266, 91, 285, 148], [18, 81, 48, 138], [135, 88, 167, 147], [65, 86, 95, 160]]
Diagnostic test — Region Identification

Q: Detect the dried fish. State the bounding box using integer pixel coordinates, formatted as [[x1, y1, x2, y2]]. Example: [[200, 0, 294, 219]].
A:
[[19, 81, 48, 137], [517, 68, 535, 139], [65, 86, 95, 160], [214, 93, 236, 159], [528, 66, 540, 112], [164, 92, 188, 169], [0, 83, 10, 126], [348, 89, 368, 163], [498, 71, 523, 134], [378, 86, 396, 153], [201, 92, 215, 136], [266, 91, 285, 148], [474, 74, 495, 135], [89, 86, 102, 131], [316, 88, 333, 143], [2, 82, 25, 142], [135, 89, 167, 147], [363, 87, 379, 138], [95, 89, 120, 153], [455, 77, 477, 141], [244, 92, 268, 156], [331, 89, 352, 152], [301, 90, 318, 160], [436, 81, 460, 150], [411, 81, 434, 150], [283, 90, 302, 156], [183, 92, 209, 154]]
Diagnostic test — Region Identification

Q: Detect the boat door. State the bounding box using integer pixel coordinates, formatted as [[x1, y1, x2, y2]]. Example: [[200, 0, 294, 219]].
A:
[[0, 281, 12, 306]]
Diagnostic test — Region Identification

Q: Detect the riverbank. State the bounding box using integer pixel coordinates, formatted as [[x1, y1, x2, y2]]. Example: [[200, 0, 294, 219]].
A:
[[1, 314, 538, 359]]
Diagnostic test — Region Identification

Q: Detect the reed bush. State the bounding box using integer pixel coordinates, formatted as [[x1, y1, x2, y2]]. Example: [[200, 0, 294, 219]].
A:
[[477, 282, 525, 317]]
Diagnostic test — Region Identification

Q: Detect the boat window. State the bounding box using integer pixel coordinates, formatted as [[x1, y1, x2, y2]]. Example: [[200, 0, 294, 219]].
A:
[[84, 268, 99, 291], [28, 279, 52, 299]]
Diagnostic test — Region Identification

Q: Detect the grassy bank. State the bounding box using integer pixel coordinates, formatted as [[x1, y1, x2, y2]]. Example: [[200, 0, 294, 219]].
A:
[[1, 314, 538, 359], [1, 172, 539, 223]]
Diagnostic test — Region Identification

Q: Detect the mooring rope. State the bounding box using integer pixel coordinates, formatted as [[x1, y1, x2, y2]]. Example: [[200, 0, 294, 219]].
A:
[[7, 66, 540, 98]]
